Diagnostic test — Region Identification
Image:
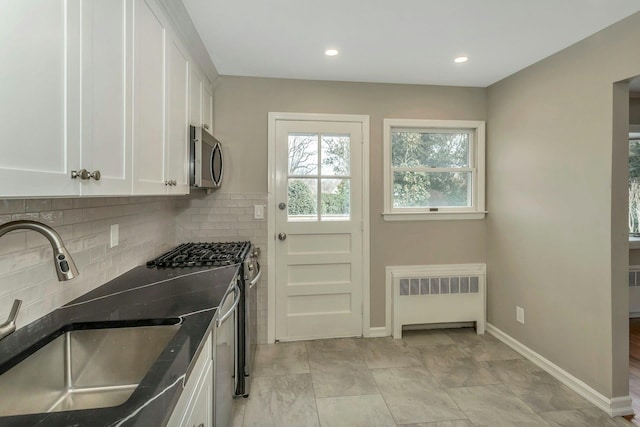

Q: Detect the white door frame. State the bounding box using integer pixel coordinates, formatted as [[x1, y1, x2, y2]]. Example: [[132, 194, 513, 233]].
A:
[[267, 112, 370, 343]]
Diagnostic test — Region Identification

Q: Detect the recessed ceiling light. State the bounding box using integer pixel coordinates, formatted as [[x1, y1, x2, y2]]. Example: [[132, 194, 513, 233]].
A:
[[454, 56, 469, 63], [325, 49, 339, 56]]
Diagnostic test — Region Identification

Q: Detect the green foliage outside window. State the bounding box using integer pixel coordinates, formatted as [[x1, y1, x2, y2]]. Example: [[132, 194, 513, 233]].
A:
[[629, 140, 640, 234], [392, 130, 470, 208]]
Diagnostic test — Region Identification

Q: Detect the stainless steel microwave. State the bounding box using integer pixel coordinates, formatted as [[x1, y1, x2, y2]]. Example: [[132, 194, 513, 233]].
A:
[[190, 125, 223, 189]]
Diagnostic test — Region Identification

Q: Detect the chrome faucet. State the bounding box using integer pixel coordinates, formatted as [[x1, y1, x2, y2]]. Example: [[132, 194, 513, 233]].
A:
[[0, 300, 21, 342], [0, 220, 79, 281], [0, 220, 79, 340]]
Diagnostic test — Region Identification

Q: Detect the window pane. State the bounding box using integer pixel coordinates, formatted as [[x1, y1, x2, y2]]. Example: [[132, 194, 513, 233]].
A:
[[321, 135, 350, 176], [393, 171, 471, 207], [321, 179, 350, 219], [630, 139, 640, 233], [391, 130, 470, 168], [288, 178, 317, 220], [288, 133, 318, 175]]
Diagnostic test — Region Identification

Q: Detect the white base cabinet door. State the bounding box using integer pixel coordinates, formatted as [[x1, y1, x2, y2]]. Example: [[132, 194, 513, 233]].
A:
[[166, 334, 213, 427], [183, 362, 213, 427]]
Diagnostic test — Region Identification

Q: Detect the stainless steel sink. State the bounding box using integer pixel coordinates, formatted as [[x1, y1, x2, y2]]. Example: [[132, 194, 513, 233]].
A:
[[0, 324, 180, 416]]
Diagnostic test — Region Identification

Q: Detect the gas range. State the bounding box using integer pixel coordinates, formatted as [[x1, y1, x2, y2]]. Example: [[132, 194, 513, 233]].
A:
[[145, 240, 261, 399], [146, 242, 252, 268]]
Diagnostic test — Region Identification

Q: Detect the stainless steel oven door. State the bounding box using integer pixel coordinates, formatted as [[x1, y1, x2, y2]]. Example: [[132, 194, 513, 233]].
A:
[[214, 280, 240, 427], [245, 260, 261, 384]]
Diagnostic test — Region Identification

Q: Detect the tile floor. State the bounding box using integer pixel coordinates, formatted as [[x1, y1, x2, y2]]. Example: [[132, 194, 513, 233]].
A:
[[231, 328, 632, 427]]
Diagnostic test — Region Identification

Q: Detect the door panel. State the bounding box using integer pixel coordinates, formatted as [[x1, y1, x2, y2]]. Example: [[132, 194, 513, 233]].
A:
[[275, 120, 363, 341]]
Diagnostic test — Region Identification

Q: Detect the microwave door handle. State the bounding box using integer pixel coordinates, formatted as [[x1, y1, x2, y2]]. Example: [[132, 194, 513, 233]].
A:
[[216, 282, 240, 327], [249, 262, 262, 289]]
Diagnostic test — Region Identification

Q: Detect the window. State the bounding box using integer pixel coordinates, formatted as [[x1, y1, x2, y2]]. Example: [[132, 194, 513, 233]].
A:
[[383, 119, 486, 221], [287, 132, 351, 221], [630, 131, 640, 235]]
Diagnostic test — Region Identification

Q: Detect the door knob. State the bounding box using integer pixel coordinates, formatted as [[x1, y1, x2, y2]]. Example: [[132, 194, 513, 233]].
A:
[[278, 232, 287, 241], [278, 202, 286, 210]]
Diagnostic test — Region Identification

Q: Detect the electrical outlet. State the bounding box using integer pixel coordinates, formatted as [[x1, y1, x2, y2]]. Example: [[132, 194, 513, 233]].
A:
[[516, 306, 525, 324], [110, 224, 119, 248]]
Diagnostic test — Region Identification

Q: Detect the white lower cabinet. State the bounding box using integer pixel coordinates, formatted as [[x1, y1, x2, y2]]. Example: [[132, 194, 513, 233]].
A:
[[183, 363, 213, 427], [167, 334, 213, 427]]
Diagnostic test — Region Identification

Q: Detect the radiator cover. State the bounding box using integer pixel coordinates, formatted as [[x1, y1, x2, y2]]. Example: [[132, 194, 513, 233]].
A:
[[388, 264, 486, 339]]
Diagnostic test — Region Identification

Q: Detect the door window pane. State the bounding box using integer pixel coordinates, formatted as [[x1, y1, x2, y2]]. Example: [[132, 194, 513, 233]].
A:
[[288, 134, 318, 175], [288, 178, 317, 220], [321, 135, 350, 176], [321, 179, 350, 219], [391, 130, 470, 168], [393, 171, 471, 207]]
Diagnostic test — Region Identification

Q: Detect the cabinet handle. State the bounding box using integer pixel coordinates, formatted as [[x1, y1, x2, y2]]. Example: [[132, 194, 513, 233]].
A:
[[71, 169, 101, 181]]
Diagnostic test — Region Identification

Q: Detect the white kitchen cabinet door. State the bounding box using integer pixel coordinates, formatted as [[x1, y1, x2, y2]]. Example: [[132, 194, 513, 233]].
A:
[[190, 65, 203, 128], [80, 0, 132, 196], [132, 0, 167, 195], [202, 81, 213, 136], [165, 35, 190, 194], [0, 0, 81, 197], [182, 362, 213, 427]]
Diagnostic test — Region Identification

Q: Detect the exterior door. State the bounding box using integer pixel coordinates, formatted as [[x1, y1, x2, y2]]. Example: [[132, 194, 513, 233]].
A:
[[274, 119, 364, 341]]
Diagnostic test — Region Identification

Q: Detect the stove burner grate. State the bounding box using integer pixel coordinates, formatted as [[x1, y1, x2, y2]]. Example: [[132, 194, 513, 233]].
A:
[[147, 241, 251, 268]]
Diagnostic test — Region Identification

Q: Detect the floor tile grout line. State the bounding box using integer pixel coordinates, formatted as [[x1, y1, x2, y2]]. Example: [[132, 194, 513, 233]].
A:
[[305, 340, 324, 427]]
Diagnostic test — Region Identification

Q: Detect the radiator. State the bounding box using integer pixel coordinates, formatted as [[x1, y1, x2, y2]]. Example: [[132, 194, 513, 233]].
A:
[[388, 264, 486, 339]]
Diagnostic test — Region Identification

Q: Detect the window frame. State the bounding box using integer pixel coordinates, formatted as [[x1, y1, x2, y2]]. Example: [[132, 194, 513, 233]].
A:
[[382, 118, 486, 221]]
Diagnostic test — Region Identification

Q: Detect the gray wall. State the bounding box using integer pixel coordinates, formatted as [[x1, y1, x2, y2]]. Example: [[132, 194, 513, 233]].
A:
[[212, 77, 487, 327], [487, 12, 640, 399]]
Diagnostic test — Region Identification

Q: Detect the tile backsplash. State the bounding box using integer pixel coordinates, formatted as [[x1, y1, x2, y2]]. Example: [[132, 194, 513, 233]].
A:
[[0, 192, 269, 343], [0, 196, 188, 329]]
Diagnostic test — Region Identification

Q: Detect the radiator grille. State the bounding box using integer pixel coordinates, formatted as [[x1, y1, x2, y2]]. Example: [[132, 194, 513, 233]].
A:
[[399, 276, 480, 296]]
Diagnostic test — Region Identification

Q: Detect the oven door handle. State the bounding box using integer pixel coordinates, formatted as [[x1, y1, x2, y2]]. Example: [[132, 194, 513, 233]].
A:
[[249, 261, 262, 289], [216, 282, 240, 328]]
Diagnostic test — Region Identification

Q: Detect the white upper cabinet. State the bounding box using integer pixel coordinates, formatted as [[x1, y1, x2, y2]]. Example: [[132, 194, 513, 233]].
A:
[[132, 0, 190, 195], [165, 37, 190, 194], [202, 80, 213, 135], [190, 65, 203, 128], [80, 0, 133, 196], [0, 0, 198, 198], [132, 0, 167, 195], [190, 64, 213, 136], [0, 0, 81, 197]]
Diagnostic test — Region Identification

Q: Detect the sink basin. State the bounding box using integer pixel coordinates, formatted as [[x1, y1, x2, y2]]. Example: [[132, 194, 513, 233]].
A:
[[0, 323, 180, 416]]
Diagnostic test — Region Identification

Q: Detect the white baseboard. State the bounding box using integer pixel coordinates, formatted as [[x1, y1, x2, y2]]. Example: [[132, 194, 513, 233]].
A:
[[486, 323, 633, 417], [630, 312, 640, 318], [367, 326, 390, 338]]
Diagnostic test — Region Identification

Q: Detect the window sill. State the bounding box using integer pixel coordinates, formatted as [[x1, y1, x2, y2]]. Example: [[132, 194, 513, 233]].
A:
[[630, 237, 640, 250], [382, 212, 487, 221]]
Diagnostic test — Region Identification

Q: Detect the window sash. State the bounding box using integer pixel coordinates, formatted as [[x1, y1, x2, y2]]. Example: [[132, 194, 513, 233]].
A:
[[383, 119, 486, 218]]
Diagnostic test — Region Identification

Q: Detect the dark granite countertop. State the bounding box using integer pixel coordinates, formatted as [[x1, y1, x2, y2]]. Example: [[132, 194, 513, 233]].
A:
[[0, 263, 239, 426]]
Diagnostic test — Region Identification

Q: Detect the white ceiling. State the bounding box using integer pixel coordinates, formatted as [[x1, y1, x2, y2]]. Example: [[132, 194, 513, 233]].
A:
[[183, 0, 640, 88]]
